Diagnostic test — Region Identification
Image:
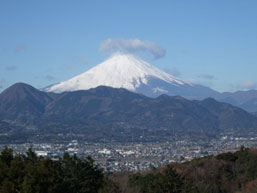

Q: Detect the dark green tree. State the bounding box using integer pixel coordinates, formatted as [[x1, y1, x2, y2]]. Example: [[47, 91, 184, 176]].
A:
[[0, 146, 13, 166], [59, 153, 104, 193]]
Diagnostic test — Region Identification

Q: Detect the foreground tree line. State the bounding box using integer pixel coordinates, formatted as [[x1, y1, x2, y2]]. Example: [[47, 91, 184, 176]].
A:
[[1, 146, 257, 193], [0, 146, 105, 193]]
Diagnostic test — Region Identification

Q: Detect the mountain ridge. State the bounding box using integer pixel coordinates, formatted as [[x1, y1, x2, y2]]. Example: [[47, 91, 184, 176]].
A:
[[1, 83, 257, 142], [42, 53, 257, 112], [45, 53, 218, 99]]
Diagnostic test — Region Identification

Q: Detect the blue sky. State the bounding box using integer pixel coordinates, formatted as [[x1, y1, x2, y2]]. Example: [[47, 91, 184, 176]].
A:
[[1, 0, 257, 92]]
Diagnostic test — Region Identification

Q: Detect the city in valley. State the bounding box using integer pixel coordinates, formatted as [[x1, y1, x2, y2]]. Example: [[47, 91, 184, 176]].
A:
[[2, 134, 257, 172]]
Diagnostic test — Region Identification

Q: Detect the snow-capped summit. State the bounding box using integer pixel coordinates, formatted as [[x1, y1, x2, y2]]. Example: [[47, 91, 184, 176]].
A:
[[46, 53, 217, 99], [46, 53, 184, 92]]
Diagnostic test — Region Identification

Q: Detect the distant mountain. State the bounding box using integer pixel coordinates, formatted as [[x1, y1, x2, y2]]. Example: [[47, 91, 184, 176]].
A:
[[214, 90, 257, 112], [1, 83, 257, 142], [45, 53, 218, 99], [196, 98, 257, 132], [0, 83, 53, 124], [252, 112, 257, 117], [43, 53, 257, 112]]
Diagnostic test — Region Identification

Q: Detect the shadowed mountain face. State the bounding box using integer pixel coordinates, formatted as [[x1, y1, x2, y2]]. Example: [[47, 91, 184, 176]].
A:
[[1, 83, 257, 142], [135, 76, 218, 99], [197, 98, 257, 132], [0, 83, 53, 123], [214, 90, 257, 112]]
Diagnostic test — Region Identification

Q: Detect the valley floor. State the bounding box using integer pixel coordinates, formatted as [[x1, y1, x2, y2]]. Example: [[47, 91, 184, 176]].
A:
[[2, 133, 257, 172]]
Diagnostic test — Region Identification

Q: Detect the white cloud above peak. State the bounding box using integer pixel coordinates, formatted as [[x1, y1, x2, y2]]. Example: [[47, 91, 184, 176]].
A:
[[99, 38, 166, 59]]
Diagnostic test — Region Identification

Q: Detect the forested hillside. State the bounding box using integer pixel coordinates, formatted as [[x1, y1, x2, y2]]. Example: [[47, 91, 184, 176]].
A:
[[1, 147, 257, 193], [124, 146, 257, 193], [2, 83, 257, 143]]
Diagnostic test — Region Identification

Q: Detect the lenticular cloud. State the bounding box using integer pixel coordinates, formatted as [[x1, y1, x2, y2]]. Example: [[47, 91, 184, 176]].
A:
[[99, 38, 166, 59]]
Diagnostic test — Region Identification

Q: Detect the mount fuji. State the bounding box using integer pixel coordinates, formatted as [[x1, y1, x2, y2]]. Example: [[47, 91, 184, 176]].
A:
[[45, 53, 218, 99]]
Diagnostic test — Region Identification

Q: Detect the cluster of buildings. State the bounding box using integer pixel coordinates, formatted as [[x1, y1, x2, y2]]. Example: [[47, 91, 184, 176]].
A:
[[1, 135, 257, 172]]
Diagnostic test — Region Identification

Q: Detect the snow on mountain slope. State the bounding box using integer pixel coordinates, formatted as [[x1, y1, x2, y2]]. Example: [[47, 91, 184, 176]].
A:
[[46, 53, 185, 92], [45, 53, 218, 99]]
